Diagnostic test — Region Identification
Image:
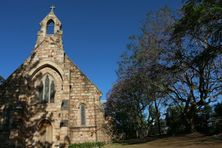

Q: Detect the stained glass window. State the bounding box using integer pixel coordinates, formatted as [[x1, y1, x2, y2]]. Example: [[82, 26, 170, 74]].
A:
[[38, 75, 56, 103]]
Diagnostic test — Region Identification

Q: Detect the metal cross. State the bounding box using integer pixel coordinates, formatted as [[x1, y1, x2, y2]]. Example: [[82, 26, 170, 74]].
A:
[[50, 5, 55, 12]]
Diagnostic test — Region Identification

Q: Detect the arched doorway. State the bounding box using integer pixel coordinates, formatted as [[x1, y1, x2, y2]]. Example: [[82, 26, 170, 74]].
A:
[[38, 120, 53, 148]]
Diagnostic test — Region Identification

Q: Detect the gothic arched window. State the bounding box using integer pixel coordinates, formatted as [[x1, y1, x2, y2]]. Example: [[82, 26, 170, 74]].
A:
[[46, 19, 55, 35], [38, 75, 55, 103], [80, 104, 86, 126]]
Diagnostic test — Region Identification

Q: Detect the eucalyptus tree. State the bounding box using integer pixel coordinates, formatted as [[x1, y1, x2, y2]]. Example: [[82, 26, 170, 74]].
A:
[[166, 0, 222, 132]]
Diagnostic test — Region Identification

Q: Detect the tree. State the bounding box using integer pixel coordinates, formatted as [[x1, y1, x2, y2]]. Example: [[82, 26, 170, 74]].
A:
[[106, 76, 148, 139], [106, 7, 175, 139], [165, 0, 222, 132], [165, 105, 186, 135]]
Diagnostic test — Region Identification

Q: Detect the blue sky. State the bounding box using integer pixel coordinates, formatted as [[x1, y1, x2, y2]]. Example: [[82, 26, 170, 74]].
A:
[[0, 0, 182, 100]]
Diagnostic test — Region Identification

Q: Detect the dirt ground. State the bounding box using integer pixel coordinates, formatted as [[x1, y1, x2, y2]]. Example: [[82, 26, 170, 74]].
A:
[[104, 133, 222, 148]]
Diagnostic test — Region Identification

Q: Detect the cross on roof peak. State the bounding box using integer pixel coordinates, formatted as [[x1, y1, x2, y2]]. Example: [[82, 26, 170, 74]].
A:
[[50, 5, 55, 12]]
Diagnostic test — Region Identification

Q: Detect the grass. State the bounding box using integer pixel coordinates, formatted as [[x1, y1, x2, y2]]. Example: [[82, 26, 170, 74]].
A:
[[104, 133, 222, 148]]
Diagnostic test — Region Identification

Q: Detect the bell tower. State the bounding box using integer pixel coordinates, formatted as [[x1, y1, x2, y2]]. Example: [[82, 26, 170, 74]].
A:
[[35, 6, 63, 48]]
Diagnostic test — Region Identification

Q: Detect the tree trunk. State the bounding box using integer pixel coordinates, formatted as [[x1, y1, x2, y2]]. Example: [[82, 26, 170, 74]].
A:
[[183, 113, 195, 133], [154, 100, 161, 135]]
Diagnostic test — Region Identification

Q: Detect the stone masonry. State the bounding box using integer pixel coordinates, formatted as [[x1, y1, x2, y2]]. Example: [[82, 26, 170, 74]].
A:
[[0, 8, 110, 148]]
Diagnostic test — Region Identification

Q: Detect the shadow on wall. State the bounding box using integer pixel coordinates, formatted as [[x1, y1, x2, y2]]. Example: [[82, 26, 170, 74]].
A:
[[0, 51, 55, 147]]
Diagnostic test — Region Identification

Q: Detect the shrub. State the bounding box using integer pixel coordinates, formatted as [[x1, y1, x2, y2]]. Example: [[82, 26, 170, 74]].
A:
[[69, 142, 105, 148]]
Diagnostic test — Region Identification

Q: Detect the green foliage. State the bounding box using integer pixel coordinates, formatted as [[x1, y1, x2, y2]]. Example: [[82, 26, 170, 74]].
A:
[[173, 0, 222, 45], [105, 75, 148, 139], [214, 103, 222, 133], [165, 106, 186, 135], [69, 142, 105, 148], [195, 105, 213, 133], [215, 103, 222, 118]]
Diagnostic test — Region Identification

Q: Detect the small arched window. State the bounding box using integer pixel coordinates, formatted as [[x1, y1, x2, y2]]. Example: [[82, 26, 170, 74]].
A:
[[80, 104, 86, 126], [38, 75, 55, 103], [46, 19, 55, 35]]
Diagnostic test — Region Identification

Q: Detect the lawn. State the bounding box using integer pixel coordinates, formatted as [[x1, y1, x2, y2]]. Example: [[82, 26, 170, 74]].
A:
[[104, 133, 222, 148]]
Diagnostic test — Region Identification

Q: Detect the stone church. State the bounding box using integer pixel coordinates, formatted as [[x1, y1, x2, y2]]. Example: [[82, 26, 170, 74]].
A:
[[0, 7, 110, 147]]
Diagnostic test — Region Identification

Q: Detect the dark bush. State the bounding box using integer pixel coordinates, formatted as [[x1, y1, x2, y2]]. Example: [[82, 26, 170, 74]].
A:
[[69, 142, 105, 148]]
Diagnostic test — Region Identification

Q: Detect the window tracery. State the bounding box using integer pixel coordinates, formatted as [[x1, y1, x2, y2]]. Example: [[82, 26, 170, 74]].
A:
[[38, 75, 55, 103]]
